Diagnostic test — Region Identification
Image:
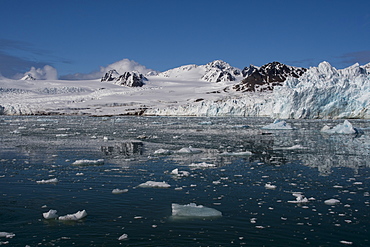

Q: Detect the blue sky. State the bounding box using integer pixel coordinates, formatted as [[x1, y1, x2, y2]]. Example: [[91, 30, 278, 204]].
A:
[[1, 0, 370, 79]]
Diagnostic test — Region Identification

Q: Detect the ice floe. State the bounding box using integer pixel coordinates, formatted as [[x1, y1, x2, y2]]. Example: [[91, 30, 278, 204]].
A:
[[171, 203, 222, 217], [170, 168, 190, 177], [265, 183, 277, 189], [188, 162, 216, 168], [43, 209, 58, 219], [36, 178, 59, 184], [58, 210, 87, 221], [72, 159, 104, 166], [154, 148, 173, 155], [324, 198, 340, 205], [320, 120, 357, 134], [175, 146, 202, 154], [0, 232, 15, 238], [219, 151, 253, 156], [118, 233, 128, 241], [288, 192, 308, 203], [261, 119, 293, 130], [137, 181, 171, 188], [112, 188, 128, 194]]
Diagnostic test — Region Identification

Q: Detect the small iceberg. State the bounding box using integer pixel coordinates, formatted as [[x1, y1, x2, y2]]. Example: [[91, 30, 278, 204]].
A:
[[219, 151, 253, 156], [324, 198, 340, 205], [188, 162, 216, 168], [262, 119, 293, 130], [72, 159, 104, 166], [175, 146, 202, 154], [154, 148, 173, 155], [137, 181, 171, 188], [0, 232, 15, 238], [58, 210, 87, 221], [170, 168, 190, 177], [36, 178, 59, 184], [118, 233, 128, 241], [112, 188, 128, 194], [265, 183, 277, 189], [43, 209, 58, 219], [171, 203, 222, 218], [320, 120, 357, 134], [288, 192, 308, 203]]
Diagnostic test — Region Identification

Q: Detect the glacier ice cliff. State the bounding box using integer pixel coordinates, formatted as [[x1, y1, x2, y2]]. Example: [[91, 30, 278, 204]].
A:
[[146, 62, 370, 119]]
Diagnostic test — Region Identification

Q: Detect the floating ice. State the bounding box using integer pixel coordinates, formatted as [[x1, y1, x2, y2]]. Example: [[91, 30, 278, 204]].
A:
[[188, 162, 216, 168], [320, 120, 357, 134], [0, 232, 15, 238], [72, 159, 104, 166], [261, 119, 293, 130], [36, 178, 59, 184], [175, 146, 202, 154], [43, 209, 58, 219], [324, 198, 340, 205], [118, 233, 128, 241], [339, 240, 353, 245], [171, 203, 222, 217], [112, 188, 128, 194], [137, 181, 171, 188], [265, 183, 277, 189], [288, 192, 308, 203], [219, 151, 253, 156], [170, 168, 190, 177], [154, 148, 173, 155], [58, 210, 87, 221]]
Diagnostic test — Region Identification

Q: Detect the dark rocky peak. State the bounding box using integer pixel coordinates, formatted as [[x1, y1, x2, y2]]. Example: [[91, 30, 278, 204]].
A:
[[115, 71, 147, 87], [242, 65, 260, 77], [101, 69, 119, 82], [232, 62, 307, 92], [21, 74, 36, 80]]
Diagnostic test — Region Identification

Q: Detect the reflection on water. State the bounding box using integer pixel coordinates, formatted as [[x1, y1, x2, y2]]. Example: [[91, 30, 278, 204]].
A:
[[0, 116, 369, 246]]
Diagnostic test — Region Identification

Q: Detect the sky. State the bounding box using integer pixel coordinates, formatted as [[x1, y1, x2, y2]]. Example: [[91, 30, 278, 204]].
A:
[[1, 0, 370, 79]]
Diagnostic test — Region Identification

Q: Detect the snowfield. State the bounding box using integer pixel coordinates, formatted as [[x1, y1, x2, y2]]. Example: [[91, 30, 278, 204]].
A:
[[0, 61, 369, 119]]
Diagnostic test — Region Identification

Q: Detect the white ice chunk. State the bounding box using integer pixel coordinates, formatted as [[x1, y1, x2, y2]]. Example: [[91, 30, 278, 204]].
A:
[[72, 159, 104, 166], [171, 203, 222, 217], [170, 168, 190, 177], [188, 162, 216, 168], [137, 181, 171, 188], [154, 149, 173, 155], [58, 210, 87, 221], [219, 151, 253, 156], [43, 209, 58, 219], [320, 120, 357, 134], [175, 146, 202, 154], [265, 183, 277, 189], [262, 119, 293, 130], [118, 233, 128, 240], [36, 178, 59, 184], [288, 192, 308, 203], [0, 232, 15, 238], [324, 198, 340, 205], [112, 188, 128, 194]]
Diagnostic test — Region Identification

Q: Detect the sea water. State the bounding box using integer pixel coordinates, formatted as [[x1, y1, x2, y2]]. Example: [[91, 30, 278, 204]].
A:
[[0, 116, 369, 246]]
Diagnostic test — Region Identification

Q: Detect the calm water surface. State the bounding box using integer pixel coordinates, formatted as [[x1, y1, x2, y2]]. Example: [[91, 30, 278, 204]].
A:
[[0, 116, 369, 246]]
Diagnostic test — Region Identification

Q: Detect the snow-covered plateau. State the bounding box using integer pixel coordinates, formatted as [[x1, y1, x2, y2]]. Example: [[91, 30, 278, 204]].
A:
[[0, 60, 369, 119]]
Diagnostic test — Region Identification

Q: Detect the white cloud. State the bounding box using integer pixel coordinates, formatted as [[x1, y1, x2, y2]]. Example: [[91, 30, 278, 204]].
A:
[[24, 65, 58, 80], [61, 58, 157, 80]]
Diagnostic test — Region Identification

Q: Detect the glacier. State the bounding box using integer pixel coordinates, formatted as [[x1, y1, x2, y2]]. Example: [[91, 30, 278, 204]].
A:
[[146, 61, 370, 119], [0, 60, 369, 119]]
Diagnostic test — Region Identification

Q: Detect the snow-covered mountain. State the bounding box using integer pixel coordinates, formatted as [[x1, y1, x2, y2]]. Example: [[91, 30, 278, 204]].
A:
[[0, 60, 369, 119], [146, 61, 370, 119], [101, 70, 147, 87], [157, 60, 241, 82], [231, 62, 307, 92]]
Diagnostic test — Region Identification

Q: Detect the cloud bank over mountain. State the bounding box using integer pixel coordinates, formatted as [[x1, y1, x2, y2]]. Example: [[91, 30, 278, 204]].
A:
[[60, 59, 157, 80]]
